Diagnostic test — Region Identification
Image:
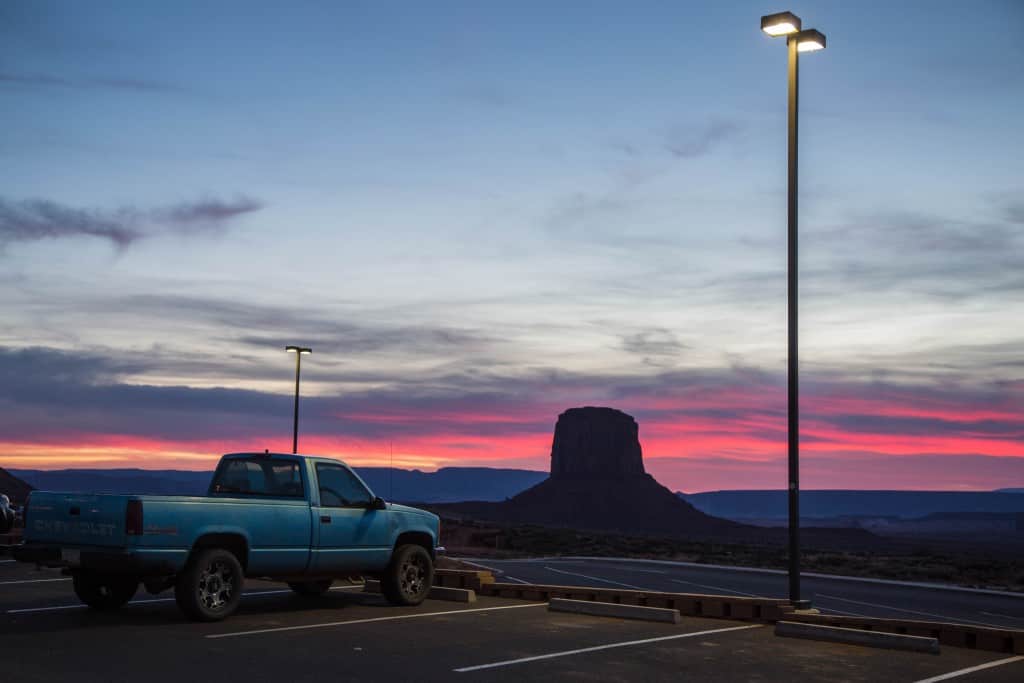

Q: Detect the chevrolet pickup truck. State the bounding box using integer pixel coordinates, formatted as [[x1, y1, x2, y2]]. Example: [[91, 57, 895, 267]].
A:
[[13, 452, 441, 621]]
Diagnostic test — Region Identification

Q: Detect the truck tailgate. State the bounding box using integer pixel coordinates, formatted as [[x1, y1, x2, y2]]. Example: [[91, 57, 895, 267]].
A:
[[26, 492, 129, 548]]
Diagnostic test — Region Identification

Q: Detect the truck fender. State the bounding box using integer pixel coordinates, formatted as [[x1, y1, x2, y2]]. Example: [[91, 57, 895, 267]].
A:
[[187, 526, 252, 569]]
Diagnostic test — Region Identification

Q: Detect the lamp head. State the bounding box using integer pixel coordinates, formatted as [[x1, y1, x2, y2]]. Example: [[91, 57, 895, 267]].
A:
[[790, 28, 826, 52], [761, 11, 802, 36], [285, 345, 312, 355]]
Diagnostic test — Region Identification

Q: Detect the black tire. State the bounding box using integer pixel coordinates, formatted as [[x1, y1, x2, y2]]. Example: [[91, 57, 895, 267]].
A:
[[288, 579, 333, 596], [72, 572, 138, 611], [381, 544, 433, 606], [175, 548, 244, 621]]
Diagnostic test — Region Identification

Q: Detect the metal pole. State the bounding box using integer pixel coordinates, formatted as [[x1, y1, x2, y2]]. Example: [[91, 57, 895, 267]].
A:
[[786, 34, 804, 608], [292, 351, 301, 454]]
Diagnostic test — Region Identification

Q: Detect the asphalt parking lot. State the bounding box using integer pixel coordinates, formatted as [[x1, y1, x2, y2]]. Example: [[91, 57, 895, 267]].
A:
[[463, 556, 1024, 629], [1, 558, 1022, 682]]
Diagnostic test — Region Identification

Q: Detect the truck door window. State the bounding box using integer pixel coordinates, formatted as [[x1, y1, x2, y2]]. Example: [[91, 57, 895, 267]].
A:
[[315, 464, 373, 507]]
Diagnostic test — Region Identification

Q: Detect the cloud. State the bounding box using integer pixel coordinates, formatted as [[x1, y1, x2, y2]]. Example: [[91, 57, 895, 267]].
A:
[[1006, 201, 1024, 225], [665, 120, 741, 159], [0, 199, 140, 247], [0, 71, 182, 93], [156, 197, 265, 235], [620, 328, 688, 357], [0, 196, 264, 249]]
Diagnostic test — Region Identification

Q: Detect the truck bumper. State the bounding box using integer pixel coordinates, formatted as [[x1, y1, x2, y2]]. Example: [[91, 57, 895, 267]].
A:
[[11, 544, 175, 575]]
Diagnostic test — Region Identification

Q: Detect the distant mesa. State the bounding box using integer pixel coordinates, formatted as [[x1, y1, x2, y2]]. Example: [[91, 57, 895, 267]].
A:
[[437, 406, 744, 539], [551, 407, 645, 478]]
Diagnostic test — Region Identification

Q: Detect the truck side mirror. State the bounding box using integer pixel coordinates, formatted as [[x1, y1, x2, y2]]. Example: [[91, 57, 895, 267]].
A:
[[371, 497, 387, 510]]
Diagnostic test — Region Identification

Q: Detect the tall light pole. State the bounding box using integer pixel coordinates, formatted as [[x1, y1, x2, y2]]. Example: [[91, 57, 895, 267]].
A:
[[761, 10, 826, 610], [285, 345, 312, 454]]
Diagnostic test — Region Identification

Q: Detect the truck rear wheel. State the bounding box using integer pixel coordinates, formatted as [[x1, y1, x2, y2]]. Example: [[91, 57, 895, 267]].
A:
[[288, 579, 333, 596], [175, 548, 244, 621], [382, 544, 433, 606], [72, 571, 138, 611]]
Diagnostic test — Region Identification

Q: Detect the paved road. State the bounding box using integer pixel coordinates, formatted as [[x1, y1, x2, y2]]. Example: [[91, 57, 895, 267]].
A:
[[461, 556, 1024, 630], [1, 557, 1022, 682]]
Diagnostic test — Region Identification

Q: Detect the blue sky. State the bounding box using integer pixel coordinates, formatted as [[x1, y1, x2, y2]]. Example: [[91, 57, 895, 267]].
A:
[[1, 1, 1022, 490]]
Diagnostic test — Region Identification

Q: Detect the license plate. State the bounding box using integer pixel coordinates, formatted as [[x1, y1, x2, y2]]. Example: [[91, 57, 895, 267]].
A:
[[60, 549, 81, 565]]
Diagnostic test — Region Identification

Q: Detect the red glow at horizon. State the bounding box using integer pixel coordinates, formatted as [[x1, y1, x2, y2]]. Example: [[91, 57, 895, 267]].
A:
[[3, 388, 1021, 491]]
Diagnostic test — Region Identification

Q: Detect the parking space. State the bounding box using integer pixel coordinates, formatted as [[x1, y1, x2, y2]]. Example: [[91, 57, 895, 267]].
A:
[[1, 557, 1022, 682]]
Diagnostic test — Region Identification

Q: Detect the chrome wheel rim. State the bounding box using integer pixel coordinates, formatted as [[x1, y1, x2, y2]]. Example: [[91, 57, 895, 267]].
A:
[[197, 560, 234, 611], [399, 554, 427, 597]]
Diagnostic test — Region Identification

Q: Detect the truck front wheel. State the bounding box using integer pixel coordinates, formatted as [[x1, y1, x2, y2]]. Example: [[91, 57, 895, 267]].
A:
[[175, 548, 244, 621], [72, 571, 138, 611], [382, 544, 433, 606]]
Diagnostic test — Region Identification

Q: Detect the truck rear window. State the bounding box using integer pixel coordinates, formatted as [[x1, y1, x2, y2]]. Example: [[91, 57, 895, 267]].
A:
[[211, 458, 305, 498]]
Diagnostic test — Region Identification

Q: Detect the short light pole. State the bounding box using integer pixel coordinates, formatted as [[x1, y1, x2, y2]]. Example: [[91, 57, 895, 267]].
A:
[[285, 345, 312, 454], [761, 10, 826, 610]]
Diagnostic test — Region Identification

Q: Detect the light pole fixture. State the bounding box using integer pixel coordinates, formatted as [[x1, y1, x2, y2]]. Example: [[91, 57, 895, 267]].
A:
[[761, 9, 826, 610], [285, 345, 312, 454]]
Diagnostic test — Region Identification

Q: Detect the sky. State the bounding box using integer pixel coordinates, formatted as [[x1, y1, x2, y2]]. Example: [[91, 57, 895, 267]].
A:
[[1, 0, 1022, 492]]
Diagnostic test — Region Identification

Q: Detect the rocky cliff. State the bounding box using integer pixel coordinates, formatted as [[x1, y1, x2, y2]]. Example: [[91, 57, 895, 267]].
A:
[[550, 407, 645, 478]]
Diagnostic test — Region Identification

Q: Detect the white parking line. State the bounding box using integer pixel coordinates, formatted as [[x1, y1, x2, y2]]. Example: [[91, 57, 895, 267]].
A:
[[670, 578, 757, 597], [207, 602, 548, 639], [815, 593, 1006, 628], [7, 585, 363, 614], [504, 576, 531, 584], [911, 655, 1024, 683], [453, 624, 763, 672], [980, 611, 1022, 621], [0, 578, 70, 586], [0, 560, 16, 564], [542, 566, 646, 590]]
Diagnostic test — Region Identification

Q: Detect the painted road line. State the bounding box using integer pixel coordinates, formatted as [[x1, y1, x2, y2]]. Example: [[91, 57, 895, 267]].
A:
[[454, 624, 763, 673], [207, 603, 548, 639], [670, 578, 758, 597], [452, 559, 500, 572], [911, 656, 1024, 683], [815, 605, 873, 618], [0, 560, 16, 564], [542, 566, 646, 590], [0, 578, 70, 586], [815, 593, 1006, 628], [7, 585, 363, 615], [453, 558, 528, 584], [467, 557, 1024, 600], [980, 611, 1022, 621]]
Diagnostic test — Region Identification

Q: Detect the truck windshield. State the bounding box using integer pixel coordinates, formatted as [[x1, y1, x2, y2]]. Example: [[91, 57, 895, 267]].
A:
[[210, 457, 305, 498]]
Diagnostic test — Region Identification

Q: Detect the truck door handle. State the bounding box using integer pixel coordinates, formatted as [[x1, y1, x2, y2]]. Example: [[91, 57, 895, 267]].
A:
[[69, 507, 80, 516], [320, 515, 331, 524]]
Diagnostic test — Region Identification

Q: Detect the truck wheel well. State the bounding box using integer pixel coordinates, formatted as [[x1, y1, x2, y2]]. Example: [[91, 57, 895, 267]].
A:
[[191, 534, 248, 570], [394, 531, 434, 558]]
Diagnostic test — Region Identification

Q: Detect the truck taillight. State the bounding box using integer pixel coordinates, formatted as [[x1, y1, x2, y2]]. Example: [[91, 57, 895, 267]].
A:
[[126, 500, 143, 536]]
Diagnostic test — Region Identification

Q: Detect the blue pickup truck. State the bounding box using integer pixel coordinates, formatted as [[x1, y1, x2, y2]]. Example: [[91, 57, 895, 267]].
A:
[[13, 452, 442, 621]]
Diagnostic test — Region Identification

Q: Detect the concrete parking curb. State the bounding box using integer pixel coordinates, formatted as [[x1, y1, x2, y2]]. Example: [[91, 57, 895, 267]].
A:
[[781, 611, 1024, 655], [429, 586, 477, 603], [470, 579, 1023, 655], [549, 598, 681, 624], [362, 580, 477, 603], [776, 620, 940, 654]]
